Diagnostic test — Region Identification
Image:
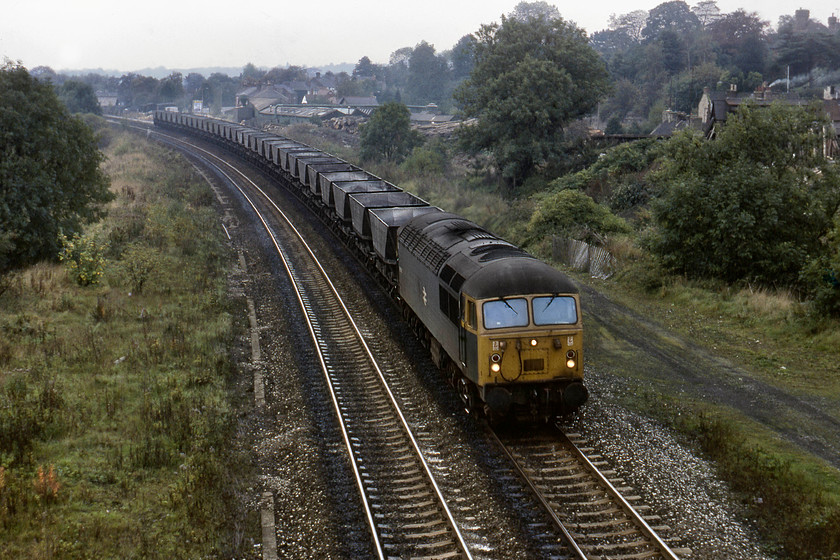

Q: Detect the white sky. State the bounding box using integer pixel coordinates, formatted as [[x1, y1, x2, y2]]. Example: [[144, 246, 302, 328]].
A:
[[2, 1, 837, 73]]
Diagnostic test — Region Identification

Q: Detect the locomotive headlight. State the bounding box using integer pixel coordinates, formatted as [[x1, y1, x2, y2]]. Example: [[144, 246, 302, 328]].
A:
[[530, 339, 538, 347], [566, 350, 577, 369], [490, 362, 501, 373]]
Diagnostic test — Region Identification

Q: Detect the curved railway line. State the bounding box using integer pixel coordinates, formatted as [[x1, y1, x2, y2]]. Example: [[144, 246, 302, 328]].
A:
[[113, 117, 691, 559]]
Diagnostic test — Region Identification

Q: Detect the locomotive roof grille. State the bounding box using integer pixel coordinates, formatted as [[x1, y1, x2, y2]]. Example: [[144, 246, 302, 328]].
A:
[[401, 223, 449, 274], [439, 264, 456, 283], [478, 247, 531, 262], [447, 220, 496, 242]]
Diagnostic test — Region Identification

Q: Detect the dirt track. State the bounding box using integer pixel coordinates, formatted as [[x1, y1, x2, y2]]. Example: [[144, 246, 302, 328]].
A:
[[578, 282, 840, 470]]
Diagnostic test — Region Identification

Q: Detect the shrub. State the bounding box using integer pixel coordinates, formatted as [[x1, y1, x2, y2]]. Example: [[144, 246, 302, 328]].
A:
[[526, 189, 630, 245], [58, 231, 106, 286]]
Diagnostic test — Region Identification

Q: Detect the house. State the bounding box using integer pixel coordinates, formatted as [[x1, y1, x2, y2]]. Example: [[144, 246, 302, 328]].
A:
[[96, 92, 118, 108], [337, 96, 379, 108], [697, 85, 809, 138], [409, 111, 454, 124], [259, 105, 345, 125], [649, 110, 692, 137]]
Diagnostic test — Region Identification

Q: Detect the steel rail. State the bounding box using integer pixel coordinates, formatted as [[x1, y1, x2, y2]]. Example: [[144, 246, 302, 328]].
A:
[[556, 425, 682, 560], [486, 427, 589, 559]]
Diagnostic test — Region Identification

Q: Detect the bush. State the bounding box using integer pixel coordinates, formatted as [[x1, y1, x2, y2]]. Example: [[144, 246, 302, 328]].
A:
[[58, 232, 106, 286], [649, 103, 840, 287], [526, 189, 630, 245], [401, 139, 448, 177]]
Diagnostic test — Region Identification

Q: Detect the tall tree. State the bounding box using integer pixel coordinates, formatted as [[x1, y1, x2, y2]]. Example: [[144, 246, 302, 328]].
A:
[[609, 10, 648, 42], [708, 10, 769, 73], [240, 63, 265, 86], [406, 41, 448, 104], [691, 0, 721, 26], [157, 72, 184, 103], [184, 72, 206, 96], [449, 35, 477, 79], [0, 63, 113, 272], [454, 13, 610, 188], [359, 102, 423, 163], [353, 56, 376, 78], [642, 1, 700, 42], [57, 80, 101, 114], [508, 1, 560, 21]]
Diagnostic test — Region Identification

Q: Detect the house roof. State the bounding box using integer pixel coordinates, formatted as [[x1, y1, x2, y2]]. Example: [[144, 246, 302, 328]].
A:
[[338, 96, 379, 107], [410, 111, 454, 123], [260, 106, 345, 120]]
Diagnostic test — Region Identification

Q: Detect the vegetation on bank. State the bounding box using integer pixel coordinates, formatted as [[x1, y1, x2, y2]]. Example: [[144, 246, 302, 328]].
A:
[[0, 62, 113, 273], [0, 123, 256, 558]]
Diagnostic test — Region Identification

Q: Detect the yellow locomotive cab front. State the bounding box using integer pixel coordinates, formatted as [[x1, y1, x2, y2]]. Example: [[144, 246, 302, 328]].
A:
[[472, 293, 587, 417]]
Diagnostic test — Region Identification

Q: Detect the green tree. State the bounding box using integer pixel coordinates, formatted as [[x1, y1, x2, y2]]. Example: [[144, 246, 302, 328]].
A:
[[57, 79, 102, 115], [649, 102, 840, 285], [449, 35, 477, 79], [406, 41, 448, 104], [454, 13, 610, 188], [359, 102, 423, 163], [0, 63, 113, 272], [708, 10, 769, 73], [240, 63, 265, 86], [642, 1, 700, 42], [157, 72, 184, 103], [353, 56, 377, 78]]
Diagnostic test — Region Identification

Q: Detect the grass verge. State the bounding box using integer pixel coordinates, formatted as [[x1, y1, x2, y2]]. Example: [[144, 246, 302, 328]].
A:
[[579, 256, 840, 560], [0, 122, 258, 558]]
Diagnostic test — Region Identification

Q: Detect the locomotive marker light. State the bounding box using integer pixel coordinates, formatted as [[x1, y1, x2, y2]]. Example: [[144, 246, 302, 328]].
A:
[[566, 350, 577, 369]]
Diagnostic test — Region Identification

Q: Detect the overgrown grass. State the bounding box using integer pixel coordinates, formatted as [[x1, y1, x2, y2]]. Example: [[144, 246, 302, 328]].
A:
[[604, 256, 840, 401], [0, 124, 257, 558], [633, 392, 840, 559], [585, 255, 840, 559]]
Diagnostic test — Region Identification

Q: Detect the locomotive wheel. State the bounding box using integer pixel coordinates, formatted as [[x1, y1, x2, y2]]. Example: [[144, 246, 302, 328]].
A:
[[457, 377, 477, 415]]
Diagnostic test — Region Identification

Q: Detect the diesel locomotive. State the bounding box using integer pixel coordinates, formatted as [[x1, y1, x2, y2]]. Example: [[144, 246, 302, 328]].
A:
[[153, 110, 587, 420]]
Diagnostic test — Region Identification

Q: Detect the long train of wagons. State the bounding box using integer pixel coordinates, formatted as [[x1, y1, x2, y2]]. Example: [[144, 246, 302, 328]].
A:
[[153, 110, 588, 421]]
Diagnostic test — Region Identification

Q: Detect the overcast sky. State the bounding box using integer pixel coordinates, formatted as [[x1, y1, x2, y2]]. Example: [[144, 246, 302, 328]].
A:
[[2, 1, 836, 74]]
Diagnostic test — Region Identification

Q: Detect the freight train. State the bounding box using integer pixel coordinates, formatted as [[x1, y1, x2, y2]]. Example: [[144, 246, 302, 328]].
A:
[[153, 110, 587, 420]]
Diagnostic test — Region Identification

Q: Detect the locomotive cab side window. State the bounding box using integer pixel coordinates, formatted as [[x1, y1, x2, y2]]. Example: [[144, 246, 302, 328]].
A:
[[532, 296, 578, 325], [483, 298, 529, 329]]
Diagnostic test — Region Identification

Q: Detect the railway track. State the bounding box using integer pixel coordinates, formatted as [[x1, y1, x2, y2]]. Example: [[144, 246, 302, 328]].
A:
[[491, 424, 690, 559], [133, 123, 472, 559]]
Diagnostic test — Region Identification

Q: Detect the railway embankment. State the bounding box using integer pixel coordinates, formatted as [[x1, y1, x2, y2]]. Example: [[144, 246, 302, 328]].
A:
[[0, 125, 259, 558]]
